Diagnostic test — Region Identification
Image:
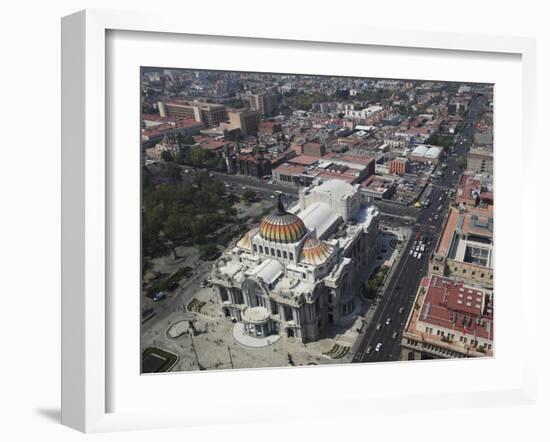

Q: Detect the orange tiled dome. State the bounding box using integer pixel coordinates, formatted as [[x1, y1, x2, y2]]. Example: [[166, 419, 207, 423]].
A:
[[299, 237, 333, 265], [259, 212, 307, 244], [259, 194, 307, 244]]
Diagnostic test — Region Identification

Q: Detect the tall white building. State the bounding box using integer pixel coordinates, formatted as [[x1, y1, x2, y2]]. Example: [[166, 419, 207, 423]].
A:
[[210, 180, 379, 343]]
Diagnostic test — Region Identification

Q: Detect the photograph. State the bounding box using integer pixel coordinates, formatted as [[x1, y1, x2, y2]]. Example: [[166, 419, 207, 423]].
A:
[[140, 68, 494, 373], [3, 0, 547, 439]]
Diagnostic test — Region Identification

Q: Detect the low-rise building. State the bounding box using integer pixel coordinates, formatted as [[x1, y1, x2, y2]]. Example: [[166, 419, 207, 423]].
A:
[[408, 144, 442, 164], [401, 276, 494, 360], [258, 121, 282, 135], [467, 147, 493, 175], [455, 173, 494, 208], [302, 142, 326, 157], [430, 205, 494, 288], [141, 119, 206, 148], [389, 157, 409, 175], [272, 154, 374, 187], [401, 275, 494, 361]]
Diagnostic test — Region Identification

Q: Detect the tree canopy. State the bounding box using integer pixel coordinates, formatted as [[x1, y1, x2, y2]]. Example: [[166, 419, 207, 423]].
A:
[[142, 170, 235, 255]]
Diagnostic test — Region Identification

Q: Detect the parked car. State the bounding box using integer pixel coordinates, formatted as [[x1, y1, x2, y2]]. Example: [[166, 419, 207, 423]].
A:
[[152, 291, 167, 302], [375, 342, 383, 352]]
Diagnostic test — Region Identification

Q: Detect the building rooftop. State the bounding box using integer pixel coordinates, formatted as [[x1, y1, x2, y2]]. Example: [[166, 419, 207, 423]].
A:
[[418, 275, 493, 341], [298, 202, 340, 239], [436, 205, 494, 259], [287, 155, 320, 166]]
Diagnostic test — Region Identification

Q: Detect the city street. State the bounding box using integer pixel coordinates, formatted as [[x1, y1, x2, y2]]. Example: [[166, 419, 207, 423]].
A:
[[352, 94, 486, 363]]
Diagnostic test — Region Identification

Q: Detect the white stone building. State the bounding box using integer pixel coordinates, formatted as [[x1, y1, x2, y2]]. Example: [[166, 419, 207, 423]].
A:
[[210, 180, 379, 343]]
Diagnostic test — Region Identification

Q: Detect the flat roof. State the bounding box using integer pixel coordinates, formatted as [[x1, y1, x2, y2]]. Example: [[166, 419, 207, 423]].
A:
[[287, 155, 320, 166], [417, 275, 493, 341]]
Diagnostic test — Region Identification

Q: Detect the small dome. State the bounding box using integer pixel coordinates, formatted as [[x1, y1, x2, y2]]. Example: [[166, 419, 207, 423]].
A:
[[237, 227, 258, 250], [299, 237, 333, 265]]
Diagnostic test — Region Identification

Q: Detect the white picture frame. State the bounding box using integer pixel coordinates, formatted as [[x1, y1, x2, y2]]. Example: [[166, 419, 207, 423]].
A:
[[61, 9, 537, 433]]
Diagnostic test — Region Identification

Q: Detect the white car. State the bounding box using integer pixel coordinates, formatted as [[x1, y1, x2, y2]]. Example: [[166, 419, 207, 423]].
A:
[[375, 342, 383, 352], [409, 249, 414, 256], [385, 317, 392, 325], [417, 253, 422, 260], [413, 252, 418, 259], [152, 291, 167, 302]]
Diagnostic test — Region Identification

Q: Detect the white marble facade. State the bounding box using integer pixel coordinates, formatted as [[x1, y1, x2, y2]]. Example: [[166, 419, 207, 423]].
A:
[[210, 179, 379, 343]]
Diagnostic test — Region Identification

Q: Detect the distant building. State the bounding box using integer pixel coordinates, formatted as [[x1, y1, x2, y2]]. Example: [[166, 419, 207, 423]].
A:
[[360, 175, 396, 202], [473, 130, 493, 146], [408, 144, 442, 164], [141, 119, 206, 148], [467, 148, 493, 175], [193, 136, 229, 157], [234, 152, 272, 178], [401, 275, 493, 360], [159, 99, 227, 127], [455, 173, 493, 208], [228, 109, 261, 137], [258, 121, 282, 135], [248, 93, 278, 116], [302, 142, 326, 157], [272, 154, 374, 187], [344, 105, 385, 123], [389, 157, 409, 175]]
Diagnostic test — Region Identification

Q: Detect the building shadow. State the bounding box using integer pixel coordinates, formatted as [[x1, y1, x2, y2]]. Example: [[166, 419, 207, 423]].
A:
[[34, 407, 61, 423]]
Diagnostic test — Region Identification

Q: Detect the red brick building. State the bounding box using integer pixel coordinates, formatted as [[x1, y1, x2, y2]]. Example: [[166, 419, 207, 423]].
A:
[[389, 157, 408, 175]]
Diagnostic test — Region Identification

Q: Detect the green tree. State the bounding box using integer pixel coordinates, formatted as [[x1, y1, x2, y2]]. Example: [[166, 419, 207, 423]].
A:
[[160, 149, 173, 162], [199, 243, 218, 260], [159, 162, 180, 181], [242, 190, 257, 202]]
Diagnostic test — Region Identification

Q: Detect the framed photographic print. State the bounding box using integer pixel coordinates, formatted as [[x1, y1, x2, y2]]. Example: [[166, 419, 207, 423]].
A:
[[61, 9, 537, 433]]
